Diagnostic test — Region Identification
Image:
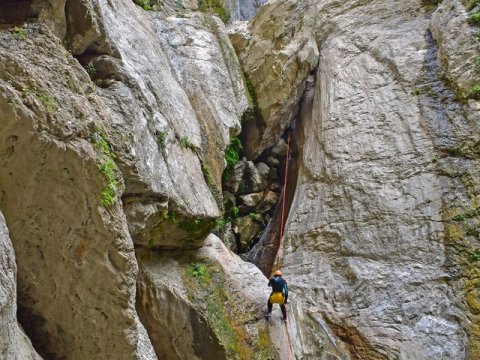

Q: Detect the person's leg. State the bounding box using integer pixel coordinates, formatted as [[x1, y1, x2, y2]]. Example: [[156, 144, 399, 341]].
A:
[[267, 299, 273, 314], [280, 304, 287, 320]]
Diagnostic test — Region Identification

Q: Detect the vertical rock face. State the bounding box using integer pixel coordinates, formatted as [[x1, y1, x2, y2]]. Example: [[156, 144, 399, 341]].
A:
[[223, 0, 268, 21], [0, 18, 155, 360], [63, 0, 248, 249], [274, 0, 478, 358], [0, 211, 42, 360], [228, 0, 319, 159]]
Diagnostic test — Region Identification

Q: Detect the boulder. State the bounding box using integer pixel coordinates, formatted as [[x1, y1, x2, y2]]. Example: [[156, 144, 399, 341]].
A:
[[224, 161, 265, 195], [234, 215, 263, 252]]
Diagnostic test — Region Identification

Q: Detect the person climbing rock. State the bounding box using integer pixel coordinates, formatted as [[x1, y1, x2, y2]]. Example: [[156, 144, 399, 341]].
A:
[[266, 269, 289, 321]]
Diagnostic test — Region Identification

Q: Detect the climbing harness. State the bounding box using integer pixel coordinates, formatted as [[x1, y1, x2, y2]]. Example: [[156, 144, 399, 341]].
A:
[[270, 129, 294, 359]]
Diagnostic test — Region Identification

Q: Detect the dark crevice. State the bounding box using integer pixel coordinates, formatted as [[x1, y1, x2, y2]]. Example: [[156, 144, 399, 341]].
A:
[[243, 72, 316, 276], [0, 0, 39, 27]]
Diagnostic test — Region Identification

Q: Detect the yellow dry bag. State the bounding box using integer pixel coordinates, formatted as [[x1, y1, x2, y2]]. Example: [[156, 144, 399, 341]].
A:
[[269, 292, 285, 304]]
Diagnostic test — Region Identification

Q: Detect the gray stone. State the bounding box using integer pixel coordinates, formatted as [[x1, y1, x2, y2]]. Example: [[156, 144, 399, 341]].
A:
[[0, 211, 42, 360], [257, 191, 278, 214], [0, 23, 156, 359], [229, 0, 319, 158], [136, 235, 277, 359], [225, 160, 265, 195], [234, 215, 263, 252]]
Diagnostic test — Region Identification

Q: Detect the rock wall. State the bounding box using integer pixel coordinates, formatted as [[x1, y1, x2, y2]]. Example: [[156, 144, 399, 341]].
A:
[[0, 211, 42, 360], [274, 0, 479, 358], [1, 0, 480, 359]]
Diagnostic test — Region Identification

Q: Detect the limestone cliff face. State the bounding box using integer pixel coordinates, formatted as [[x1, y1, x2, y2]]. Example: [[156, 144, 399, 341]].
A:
[[265, 0, 478, 359], [1, 0, 479, 359]]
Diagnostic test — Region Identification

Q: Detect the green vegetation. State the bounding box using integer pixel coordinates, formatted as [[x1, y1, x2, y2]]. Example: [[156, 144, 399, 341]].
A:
[[198, 0, 230, 23], [84, 63, 96, 77], [248, 212, 257, 220], [66, 78, 79, 92], [468, 11, 480, 25], [465, 84, 480, 100], [165, 211, 177, 223], [466, 227, 480, 237], [411, 85, 433, 96], [91, 130, 118, 207], [155, 130, 167, 149], [180, 136, 196, 151], [10, 26, 26, 40], [231, 206, 240, 218], [24, 83, 58, 113], [451, 209, 478, 221], [222, 137, 243, 182], [467, 0, 480, 10], [133, 0, 152, 10], [454, 244, 480, 262], [446, 145, 470, 158]]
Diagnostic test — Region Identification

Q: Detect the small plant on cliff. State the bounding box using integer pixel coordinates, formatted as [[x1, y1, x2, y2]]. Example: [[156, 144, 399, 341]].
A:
[[133, 0, 152, 10], [91, 130, 118, 207], [155, 130, 167, 149], [222, 137, 243, 182], [468, 11, 480, 25], [180, 136, 196, 151], [465, 84, 480, 100], [24, 83, 58, 113], [231, 206, 240, 218], [467, 0, 480, 11], [198, 0, 230, 23], [10, 26, 26, 40]]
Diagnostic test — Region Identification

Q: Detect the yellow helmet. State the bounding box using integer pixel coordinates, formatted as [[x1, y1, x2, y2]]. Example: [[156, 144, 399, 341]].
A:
[[273, 270, 282, 276]]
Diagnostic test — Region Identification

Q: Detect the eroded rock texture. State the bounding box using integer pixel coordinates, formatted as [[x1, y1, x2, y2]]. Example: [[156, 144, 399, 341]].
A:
[[0, 211, 42, 360], [136, 235, 278, 359], [274, 0, 480, 359]]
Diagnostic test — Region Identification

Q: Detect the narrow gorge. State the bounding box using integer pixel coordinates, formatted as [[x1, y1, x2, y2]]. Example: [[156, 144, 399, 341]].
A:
[[1, 0, 479, 359]]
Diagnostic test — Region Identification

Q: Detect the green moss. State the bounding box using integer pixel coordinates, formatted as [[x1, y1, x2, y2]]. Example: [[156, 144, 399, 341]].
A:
[[155, 130, 167, 149], [133, 0, 152, 10], [10, 26, 26, 40], [467, 0, 480, 11], [84, 63, 96, 77], [91, 130, 118, 207], [222, 137, 243, 182], [451, 209, 478, 221], [466, 227, 480, 237], [231, 206, 240, 218], [180, 136, 196, 151], [468, 11, 480, 25], [24, 83, 58, 113], [179, 218, 211, 234], [198, 0, 230, 23], [66, 78, 79, 92], [465, 84, 480, 100]]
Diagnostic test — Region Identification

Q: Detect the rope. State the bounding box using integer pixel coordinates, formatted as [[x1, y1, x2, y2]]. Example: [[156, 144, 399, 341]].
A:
[[271, 130, 294, 359], [275, 131, 291, 271]]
